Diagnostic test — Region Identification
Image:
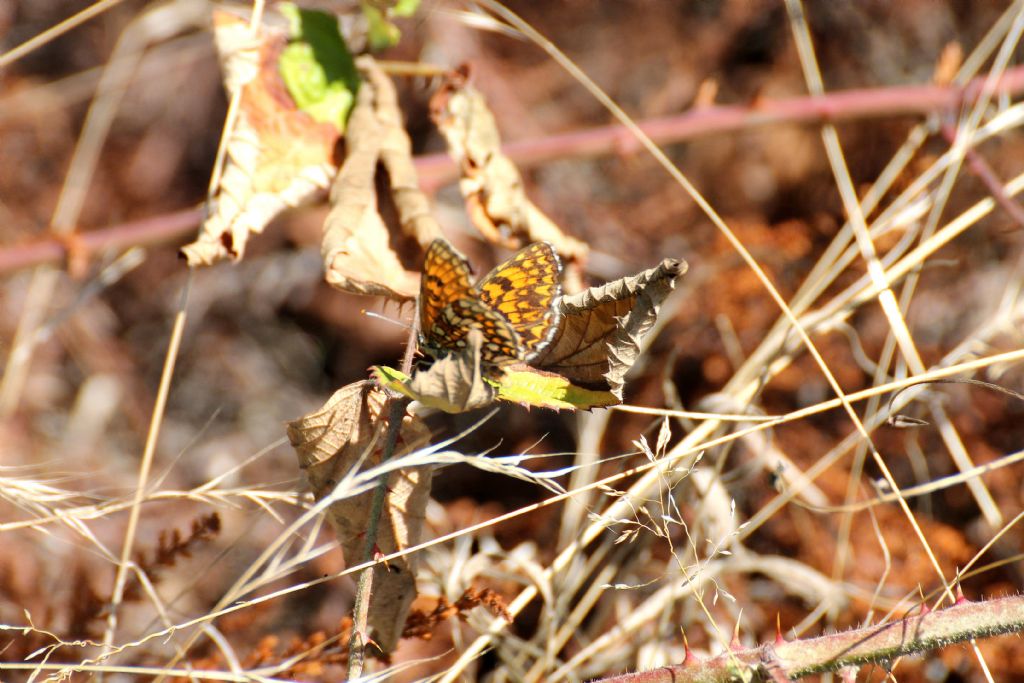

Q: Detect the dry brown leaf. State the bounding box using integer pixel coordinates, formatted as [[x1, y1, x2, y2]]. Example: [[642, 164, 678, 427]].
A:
[[429, 66, 589, 265], [182, 9, 341, 266], [368, 59, 443, 248], [321, 56, 443, 300], [403, 328, 499, 413], [534, 258, 688, 398], [287, 380, 431, 653]]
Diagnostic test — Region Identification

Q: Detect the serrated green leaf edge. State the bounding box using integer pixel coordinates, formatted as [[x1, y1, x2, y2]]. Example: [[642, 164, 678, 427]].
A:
[[279, 3, 360, 129], [498, 370, 619, 411]]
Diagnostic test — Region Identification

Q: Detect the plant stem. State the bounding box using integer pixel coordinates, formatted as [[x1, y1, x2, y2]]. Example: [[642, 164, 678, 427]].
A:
[[8, 65, 1024, 275], [345, 321, 416, 677]]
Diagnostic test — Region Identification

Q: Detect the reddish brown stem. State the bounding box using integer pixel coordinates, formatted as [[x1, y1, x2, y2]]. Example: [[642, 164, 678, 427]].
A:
[[0, 208, 203, 275], [5, 65, 1024, 275], [594, 594, 1024, 683], [417, 64, 1024, 192]]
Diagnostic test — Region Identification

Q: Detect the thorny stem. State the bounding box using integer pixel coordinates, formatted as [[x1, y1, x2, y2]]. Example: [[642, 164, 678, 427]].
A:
[[0, 207, 202, 275], [7, 65, 1024, 275], [415, 62, 1024, 191], [594, 594, 1024, 683], [345, 321, 416, 678]]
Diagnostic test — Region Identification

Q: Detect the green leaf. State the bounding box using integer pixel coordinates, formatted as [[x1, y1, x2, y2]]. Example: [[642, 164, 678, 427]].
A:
[[361, 0, 421, 50], [392, 0, 421, 17], [497, 370, 619, 411], [279, 3, 360, 129], [374, 365, 415, 397]]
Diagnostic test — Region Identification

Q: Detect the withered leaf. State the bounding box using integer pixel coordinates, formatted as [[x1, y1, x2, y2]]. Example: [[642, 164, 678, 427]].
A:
[[429, 66, 588, 264], [534, 258, 688, 399], [287, 380, 431, 653], [321, 56, 442, 300], [376, 328, 498, 414], [182, 8, 351, 266]]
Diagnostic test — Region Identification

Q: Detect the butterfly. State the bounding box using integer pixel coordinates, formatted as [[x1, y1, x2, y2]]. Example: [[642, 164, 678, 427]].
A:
[[418, 238, 563, 369]]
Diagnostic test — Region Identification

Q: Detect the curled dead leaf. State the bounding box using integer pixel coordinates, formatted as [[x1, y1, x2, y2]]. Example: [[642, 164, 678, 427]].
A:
[[321, 56, 443, 300], [534, 258, 688, 399], [287, 380, 431, 653], [429, 65, 589, 267], [377, 328, 498, 413]]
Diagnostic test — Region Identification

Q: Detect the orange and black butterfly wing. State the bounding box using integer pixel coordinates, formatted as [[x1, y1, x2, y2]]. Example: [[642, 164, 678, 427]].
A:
[[476, 241, 563, 361], [424, 296, 523, 368], [419, 238, 473, 351]]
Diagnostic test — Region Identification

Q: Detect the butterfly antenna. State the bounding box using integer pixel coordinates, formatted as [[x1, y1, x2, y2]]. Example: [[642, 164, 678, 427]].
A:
[[362, 309, 413, 330]]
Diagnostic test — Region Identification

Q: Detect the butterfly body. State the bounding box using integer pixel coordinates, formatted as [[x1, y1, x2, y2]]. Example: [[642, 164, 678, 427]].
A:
[[418, 239, 562, 369]]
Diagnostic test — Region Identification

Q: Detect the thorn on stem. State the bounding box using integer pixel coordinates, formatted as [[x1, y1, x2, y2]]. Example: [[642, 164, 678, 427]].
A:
[[682, 630, 699, 665], [775, 614, 786, 645], [373, 545, 392, 571]]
